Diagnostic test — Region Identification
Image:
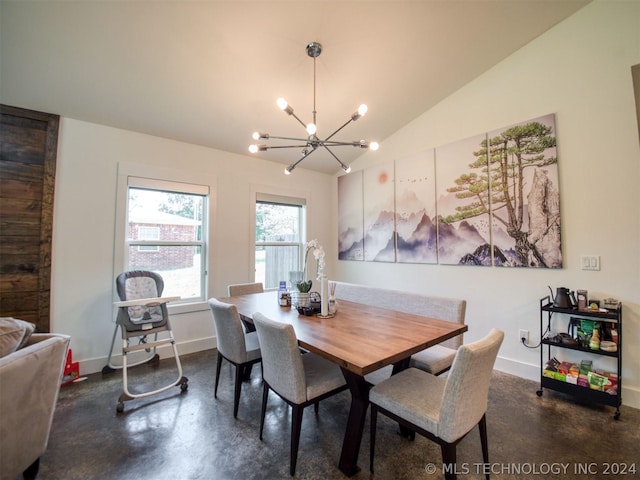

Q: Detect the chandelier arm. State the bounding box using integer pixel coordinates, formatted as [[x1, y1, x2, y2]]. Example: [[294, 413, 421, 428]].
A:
[[287, 146, 318, 171], [265, 135, 314, 143], [321, 144, 350, 171], [322, 117, 355, 143], [319, 141, 364, 147], [264, 144, 314, 149], [288, 111, 309, 130]]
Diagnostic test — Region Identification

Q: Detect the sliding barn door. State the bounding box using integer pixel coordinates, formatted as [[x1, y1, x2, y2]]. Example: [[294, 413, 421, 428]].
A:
[[0, 105, 59, 332]]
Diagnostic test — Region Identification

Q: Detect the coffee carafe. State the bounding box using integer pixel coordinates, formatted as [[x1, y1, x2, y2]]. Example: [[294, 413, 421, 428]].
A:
[[548, 286, 574, 309]]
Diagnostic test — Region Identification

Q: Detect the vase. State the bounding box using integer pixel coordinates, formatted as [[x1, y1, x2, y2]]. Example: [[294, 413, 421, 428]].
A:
[[291, 291, 311, 308], [328, 296, 338, 314], [289, 270, 304, 287]]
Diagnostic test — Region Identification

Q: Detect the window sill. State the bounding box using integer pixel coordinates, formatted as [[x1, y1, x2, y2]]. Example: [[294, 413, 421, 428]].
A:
[[168, 301, 209, 315]]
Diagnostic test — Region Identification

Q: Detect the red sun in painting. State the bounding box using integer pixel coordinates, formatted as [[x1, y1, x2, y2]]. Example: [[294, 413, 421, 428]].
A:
[[378, 171, 388, 184]]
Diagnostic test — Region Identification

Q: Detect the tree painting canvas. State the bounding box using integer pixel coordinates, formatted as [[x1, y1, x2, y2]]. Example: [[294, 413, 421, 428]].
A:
[[436, 133, 493, 265], [395, 149, 437, 264], [363, 162, 395, 262], [488, 113, 561, 267], [337, 113, 562, 269], [338, 171, 364, 260]]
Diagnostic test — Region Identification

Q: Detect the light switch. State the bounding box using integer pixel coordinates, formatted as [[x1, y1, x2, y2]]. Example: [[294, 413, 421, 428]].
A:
[[581, 255, 600, 271]]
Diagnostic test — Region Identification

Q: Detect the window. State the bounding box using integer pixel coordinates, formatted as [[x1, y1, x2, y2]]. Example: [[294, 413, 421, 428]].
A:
[[255, 193, 306, 290], [125, 177, 209, 303]]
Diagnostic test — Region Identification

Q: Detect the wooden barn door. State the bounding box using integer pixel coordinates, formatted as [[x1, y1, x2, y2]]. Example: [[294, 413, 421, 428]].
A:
[[0, 105, 59, 332]]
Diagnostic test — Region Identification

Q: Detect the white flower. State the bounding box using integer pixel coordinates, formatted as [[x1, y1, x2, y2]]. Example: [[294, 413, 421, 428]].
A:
[[302, 239, 326, 281]]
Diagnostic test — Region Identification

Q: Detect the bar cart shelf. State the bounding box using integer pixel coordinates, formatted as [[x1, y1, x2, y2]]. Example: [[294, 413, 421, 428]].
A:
[[537, 296, 622, 420]]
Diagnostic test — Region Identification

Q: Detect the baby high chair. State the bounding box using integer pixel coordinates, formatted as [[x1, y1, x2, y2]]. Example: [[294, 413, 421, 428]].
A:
[[103, 270, 188, 412]]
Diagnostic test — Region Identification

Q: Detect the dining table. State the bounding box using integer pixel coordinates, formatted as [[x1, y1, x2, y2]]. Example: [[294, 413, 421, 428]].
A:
[[220, 290, 468, 476]]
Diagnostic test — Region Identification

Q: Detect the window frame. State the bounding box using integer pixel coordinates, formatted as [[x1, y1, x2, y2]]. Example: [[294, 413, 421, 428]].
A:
[[250, 186, 309, 291], [115, 163, 216, 314]]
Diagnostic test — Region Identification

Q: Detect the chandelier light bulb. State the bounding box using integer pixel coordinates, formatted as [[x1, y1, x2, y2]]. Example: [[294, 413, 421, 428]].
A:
[[369, 141, 379, 151], [277, 98, 288, 110], [358, 104, 368, 117], [248, 144, 258, 154], [306, 123, 317, 135], [252, 132, 260, 141], [343, 165, 351, 173], [284, 166, 293, 175]]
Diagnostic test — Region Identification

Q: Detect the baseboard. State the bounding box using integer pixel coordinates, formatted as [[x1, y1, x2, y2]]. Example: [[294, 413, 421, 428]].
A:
[[494, 355, 640, 410], [79, 336, 216, 376], [78, 344, 639, 410]]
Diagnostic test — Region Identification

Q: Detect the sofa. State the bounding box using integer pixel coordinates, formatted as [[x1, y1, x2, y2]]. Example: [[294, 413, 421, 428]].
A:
[[0, 318, 70, 480]]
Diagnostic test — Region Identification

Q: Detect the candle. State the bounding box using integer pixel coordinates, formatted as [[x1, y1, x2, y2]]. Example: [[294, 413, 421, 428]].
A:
[[321, 276, 328, 316]]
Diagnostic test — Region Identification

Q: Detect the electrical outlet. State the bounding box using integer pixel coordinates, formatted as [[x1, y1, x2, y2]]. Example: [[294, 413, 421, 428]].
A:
[[519, 329, 529, 344]]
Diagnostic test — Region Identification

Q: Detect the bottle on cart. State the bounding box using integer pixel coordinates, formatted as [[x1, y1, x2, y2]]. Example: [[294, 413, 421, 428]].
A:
[[589, 327, 601, 350]]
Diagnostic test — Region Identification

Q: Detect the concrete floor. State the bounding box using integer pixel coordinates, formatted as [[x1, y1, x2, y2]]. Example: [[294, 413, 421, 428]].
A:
[[39, 349, 639, 480]]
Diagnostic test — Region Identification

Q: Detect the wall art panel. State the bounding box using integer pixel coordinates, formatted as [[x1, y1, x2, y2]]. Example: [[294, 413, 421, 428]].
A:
[[338, 171, 364, 260], [363, 162, 395, 262], [488, 113, 561, 267], [436, 133, 492, 265], [395, 149, 437, 264]]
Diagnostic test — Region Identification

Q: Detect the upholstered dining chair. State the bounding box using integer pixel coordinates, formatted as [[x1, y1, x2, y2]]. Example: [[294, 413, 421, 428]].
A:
[[252, 312, 348, 476], [227, 282, 264, 296], [207, 298, 262, 418], [227, 282, 264, 333], [369, 328, 504, 480]]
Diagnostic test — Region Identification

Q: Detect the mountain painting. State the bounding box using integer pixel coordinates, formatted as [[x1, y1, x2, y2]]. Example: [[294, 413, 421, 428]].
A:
[[337, 113, 562, 269], [338, 170, 364, 260], [487, 113, 561, 267], [395, 149, 437, 264], [363, 162, 395, 262], [436, 133, 492, 265]]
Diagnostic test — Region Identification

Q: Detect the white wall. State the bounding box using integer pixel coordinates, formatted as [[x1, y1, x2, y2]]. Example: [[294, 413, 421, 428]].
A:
[[334, 1, 640, 408], [51, 118, 335, 374], [47, 1, 640, 408]]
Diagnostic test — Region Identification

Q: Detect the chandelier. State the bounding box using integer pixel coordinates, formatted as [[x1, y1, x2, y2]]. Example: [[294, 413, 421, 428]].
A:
[[249, 42, 379, 175]]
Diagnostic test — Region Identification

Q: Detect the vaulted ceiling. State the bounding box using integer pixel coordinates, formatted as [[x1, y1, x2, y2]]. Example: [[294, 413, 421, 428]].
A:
[[0, 1, 590, 173]]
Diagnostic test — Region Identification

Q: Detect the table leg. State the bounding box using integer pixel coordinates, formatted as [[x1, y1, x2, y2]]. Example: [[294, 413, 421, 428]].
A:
[[338, 368, 369, 477]]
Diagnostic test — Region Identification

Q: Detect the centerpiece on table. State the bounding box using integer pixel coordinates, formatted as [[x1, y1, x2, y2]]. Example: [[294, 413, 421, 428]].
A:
[[291, 239, 325, 308]]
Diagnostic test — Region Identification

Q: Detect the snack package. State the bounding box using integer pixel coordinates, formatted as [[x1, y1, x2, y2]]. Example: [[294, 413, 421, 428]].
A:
[[566, 364, 580, 384], [578, 374, 589, 388], [587, 371, 607, 391], [579, 360, 592, 375]]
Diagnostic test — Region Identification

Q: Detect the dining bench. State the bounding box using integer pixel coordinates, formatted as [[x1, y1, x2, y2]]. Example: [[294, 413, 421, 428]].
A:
[[331, 281, 467, 381]]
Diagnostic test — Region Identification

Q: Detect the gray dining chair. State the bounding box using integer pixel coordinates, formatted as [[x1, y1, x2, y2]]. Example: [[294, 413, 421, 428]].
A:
[[369, 328, 504, 480], [208, 298, 262, 418], [227, 282, 264, 296], [252, 312, 348, 476], [227, 282, 264, 333]]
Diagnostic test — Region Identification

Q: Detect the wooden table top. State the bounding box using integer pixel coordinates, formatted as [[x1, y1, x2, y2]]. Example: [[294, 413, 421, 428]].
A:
[[220, 291, 468, 376]]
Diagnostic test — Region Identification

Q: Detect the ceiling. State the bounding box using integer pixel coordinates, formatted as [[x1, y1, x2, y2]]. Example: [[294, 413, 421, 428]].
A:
[[0, 1, 590, 174]]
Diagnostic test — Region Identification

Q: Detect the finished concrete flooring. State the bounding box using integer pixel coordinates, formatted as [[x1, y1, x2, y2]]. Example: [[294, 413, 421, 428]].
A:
[[39, 349, 639, 479]]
